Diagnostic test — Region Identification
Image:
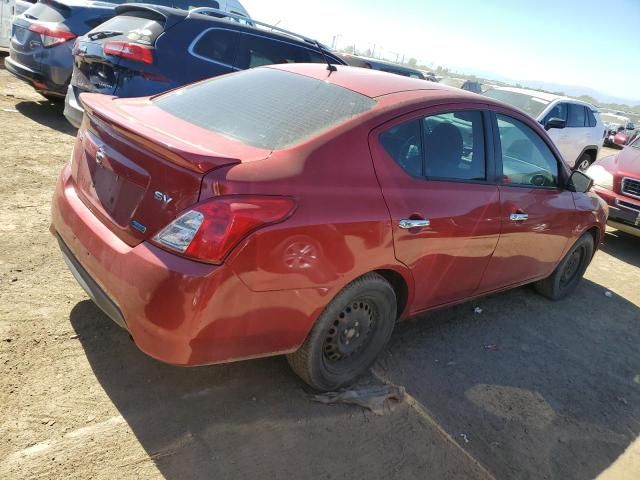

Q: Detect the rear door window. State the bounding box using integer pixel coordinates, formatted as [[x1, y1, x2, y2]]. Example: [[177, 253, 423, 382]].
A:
[[586, 109, 597, 127], [191, 29, 240, 66], [380, 110, 486, 181], [236, 34, 322, 69], [173, 0, 220, 9], [567, 104, 586, 127]]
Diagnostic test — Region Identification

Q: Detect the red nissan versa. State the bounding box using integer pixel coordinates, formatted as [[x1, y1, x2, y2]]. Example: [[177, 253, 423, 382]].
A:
[[50, 64, 607, 391]]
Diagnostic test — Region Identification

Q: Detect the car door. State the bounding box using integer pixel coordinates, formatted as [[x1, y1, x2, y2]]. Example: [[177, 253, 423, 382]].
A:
[[542, 101, 571, 162], [479, 111, 576, 292], [369, 106, 501, 313], [565, 102, 590, 165]]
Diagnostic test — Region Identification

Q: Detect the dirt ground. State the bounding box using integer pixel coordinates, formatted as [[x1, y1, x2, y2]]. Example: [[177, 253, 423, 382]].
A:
[[0, 55, 639, 480]]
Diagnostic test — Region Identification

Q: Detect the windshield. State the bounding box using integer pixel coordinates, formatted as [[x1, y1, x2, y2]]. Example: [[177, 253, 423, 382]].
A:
[[601, 113, 626, 128], [155, 68, 377, 150], [482, 89, 550, 118]]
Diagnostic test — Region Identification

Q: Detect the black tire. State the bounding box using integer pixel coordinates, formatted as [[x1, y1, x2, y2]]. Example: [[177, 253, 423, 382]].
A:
[[534, 233, 594, 300], [287, 273, 397, 391], [41, 93, 63, 103], [576, 152, 594, 171]]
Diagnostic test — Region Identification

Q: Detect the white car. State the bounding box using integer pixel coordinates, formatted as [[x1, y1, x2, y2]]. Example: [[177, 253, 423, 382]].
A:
[[483, 87, 603, 170]]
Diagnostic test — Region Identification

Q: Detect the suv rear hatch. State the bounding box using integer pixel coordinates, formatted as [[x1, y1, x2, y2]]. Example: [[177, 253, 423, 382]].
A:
[[71, 6, 177, 96], [72, 93, 271, 246], [10, 0, 74, 73]]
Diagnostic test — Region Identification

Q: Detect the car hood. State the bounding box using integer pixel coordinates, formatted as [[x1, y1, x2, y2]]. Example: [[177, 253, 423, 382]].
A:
[[597, 146, 640, 177]]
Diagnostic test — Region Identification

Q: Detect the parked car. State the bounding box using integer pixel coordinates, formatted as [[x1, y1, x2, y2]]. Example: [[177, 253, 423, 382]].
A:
[[601, 113, 635, 148], [339, 53, 426, 79], [64, 5, 345, 127], [0, 0, 15, 48], [587, 135, 640, 237], [483, 87, 603, 170], [440, 77, 483, 94], [6, 0, 248, 101], [51, 64, 606, 390]]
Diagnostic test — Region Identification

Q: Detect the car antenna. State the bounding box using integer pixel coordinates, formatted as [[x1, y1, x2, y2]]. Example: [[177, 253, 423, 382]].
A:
[[314, 40, 337, 74]]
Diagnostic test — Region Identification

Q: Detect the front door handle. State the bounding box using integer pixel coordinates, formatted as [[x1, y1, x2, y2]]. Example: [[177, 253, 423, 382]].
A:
[[510, 212, 529, 222], [399, 218, 430, 229]]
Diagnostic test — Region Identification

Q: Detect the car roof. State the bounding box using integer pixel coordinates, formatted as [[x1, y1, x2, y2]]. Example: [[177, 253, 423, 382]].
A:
[[118, 4, 331, 50], [489, 86, 600, 110], [268, 64, 480, 99]]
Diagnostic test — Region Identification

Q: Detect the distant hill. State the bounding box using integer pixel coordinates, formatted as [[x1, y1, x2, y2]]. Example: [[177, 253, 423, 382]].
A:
[[519, 80, 640, 107]]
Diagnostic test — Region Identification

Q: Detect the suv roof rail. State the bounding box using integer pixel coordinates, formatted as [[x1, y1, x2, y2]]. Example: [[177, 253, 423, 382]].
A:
[[188, 7, 324, 47]]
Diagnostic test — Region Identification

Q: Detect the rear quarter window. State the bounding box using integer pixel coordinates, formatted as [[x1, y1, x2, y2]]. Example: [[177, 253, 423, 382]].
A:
[[191, 29, 241, 66], [154, 68, 377, 150], [236, 34, 327, 69]]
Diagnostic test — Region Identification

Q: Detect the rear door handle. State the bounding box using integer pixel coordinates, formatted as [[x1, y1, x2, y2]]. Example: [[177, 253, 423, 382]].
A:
[[510, 213, 529, 222], [399, 218, 430, 229]]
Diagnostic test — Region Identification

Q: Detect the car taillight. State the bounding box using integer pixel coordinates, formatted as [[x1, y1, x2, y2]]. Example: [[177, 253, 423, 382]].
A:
[[103, 41, 153, 64], [28, 23, 76, 48], [152, 196, 296, 264]]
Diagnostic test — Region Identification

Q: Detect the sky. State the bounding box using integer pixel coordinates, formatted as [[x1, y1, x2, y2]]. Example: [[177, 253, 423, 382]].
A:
[[244, 0, 640, 104]]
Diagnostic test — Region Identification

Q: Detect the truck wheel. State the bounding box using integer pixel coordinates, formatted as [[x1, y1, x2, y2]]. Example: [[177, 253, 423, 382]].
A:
[[535, 233, 594, 300], [287, 273, 397, 391]]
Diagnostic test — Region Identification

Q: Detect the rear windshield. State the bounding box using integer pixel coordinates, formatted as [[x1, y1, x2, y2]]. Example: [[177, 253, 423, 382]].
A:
[[87, 13, 164, 45], [483, 89, 550, 118], [24, 1, 71, 21], [154, 68, 377, 150]]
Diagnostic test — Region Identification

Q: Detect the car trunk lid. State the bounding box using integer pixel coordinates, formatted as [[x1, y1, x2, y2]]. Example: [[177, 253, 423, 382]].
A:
[[71, 7, 171, 96], [72, 93, 271, 246]]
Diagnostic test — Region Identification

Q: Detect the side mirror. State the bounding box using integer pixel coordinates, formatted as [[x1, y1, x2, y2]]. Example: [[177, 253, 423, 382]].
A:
[[568, 170, 593, 193], [545, 117, 566, 131]]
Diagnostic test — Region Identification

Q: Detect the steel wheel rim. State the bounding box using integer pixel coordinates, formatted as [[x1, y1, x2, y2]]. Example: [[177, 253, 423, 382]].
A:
[[322, 298, 378, 372], [560, 246, 584, 288]]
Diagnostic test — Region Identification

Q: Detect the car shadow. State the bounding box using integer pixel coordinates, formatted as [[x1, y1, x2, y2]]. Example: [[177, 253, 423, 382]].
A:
[[73, 300, 486, 479], [376, 279, 640, 480], [70, 274, 640, 479], [15, 100, 77, 136], [601, 229, 640, 268]]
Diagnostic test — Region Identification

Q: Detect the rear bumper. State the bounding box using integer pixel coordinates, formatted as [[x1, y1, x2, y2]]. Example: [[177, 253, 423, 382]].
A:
[[51, 164, 324, 366], [5, 55, 67, 96], [64, 84, 84, 128], [593, 186, 640, 236]]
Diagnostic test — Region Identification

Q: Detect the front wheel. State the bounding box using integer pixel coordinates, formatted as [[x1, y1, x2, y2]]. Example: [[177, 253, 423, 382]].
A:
[[534, 233, 594, 300], [287, 273, 397, 391], [576, 152, 594, 171]]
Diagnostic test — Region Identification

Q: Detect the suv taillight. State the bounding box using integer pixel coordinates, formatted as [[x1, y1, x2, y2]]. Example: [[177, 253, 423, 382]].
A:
[[152, 196, 296, 264], [29, 23, 76, 48], [103, 41, 153, 64]]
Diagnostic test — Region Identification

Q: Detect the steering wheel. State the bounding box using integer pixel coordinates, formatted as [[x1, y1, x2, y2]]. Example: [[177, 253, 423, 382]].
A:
[[530, 173, 549, 187]]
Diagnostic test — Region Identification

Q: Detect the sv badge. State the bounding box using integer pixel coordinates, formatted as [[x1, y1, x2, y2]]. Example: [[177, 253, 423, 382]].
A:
[[153, 191, 173, 204]]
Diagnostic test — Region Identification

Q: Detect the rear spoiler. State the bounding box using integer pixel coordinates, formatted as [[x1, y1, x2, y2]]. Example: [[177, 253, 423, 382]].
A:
[[114, 4, 186, 30]]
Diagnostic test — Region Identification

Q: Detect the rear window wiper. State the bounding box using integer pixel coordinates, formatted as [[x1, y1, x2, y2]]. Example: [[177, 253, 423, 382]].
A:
[[88, 30, 123, 41]]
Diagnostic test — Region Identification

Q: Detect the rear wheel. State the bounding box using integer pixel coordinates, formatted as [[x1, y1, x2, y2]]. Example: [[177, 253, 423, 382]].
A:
[[40, 93, 64, 104], [534, 233, 594, 300], [287, 273, 397, 391], [576, 151, 594, 171]]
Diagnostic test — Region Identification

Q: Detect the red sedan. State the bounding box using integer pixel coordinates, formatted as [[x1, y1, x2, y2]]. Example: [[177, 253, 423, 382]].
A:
[[51, 64, 607, 390], [587, 135, 640, 237]]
